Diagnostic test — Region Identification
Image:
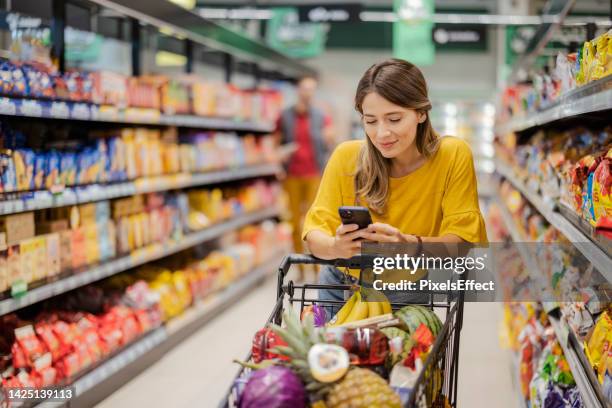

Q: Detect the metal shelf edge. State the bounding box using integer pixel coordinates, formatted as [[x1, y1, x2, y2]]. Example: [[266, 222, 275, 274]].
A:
[[0, 208, 279, 315], [0, 164, 280, 216], [0, 97, 275, 132], [495, 81, 612, 134]]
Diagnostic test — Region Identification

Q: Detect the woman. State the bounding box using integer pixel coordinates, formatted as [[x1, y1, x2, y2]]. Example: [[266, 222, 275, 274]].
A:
[[302, 58, 488, 311]]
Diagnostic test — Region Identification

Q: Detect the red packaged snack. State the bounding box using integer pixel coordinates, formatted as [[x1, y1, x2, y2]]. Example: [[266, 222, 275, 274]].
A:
[[14, 325, 46, 368], [97, 321, 122, 353], [11, 342, 27, 369], [34, 365, 58, 387], [82, 330, 104, 362], [76, 341, 93, 370], [35, 323, 62, 361], [55, 351, 81, 380], [323, 327, 389, 366], [251, 327, 288, 363], [51, 321, 78, 357]]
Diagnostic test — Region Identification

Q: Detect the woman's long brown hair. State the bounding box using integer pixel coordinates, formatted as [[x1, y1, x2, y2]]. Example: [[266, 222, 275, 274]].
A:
[[354, 58, 439, 214]]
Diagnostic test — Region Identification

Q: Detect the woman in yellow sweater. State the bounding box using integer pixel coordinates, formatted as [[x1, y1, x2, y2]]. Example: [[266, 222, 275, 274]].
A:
[[302, 58, 488, 311]]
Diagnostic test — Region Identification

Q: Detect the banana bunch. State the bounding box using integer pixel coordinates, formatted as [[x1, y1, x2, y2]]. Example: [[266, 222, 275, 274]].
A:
[[327, 288, 392, 327]]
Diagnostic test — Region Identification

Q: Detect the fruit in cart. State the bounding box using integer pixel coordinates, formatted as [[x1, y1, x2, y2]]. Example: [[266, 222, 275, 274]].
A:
[[270, 307, 331, 401], [301, 305, 327, 328], [343, 291, 369, 323], [238, 365, 306, 408], [252, 327, 288, 363], [381, 327, 414, 368], [308, 344, 350, 383], [327, 290, 358, 326], [361, 287, 393, 316], [325, 367, 401, 408], [395, 305, 443, 337], [327, 288, 392, 327]]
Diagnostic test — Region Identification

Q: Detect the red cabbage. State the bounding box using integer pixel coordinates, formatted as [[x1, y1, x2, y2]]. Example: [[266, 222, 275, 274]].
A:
[[239, 366, 306, 408]]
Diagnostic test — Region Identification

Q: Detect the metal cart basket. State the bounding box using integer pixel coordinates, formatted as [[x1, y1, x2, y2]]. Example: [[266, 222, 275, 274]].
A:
[[220, 254, 466, 408]]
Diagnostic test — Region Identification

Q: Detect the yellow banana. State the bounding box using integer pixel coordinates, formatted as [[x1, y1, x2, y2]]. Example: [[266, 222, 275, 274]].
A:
[[327, 291, 358, 326], [343, 291, 369, 323], [381, 300, 392, 314], [367, 301, 382, 318]]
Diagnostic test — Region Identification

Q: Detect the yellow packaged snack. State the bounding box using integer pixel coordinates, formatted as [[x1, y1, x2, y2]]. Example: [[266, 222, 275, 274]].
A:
[[590, 32, 610, 82], [586, 311, 612, 383]]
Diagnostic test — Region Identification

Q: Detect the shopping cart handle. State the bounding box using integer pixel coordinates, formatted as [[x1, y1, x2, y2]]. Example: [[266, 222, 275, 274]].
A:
[[276, 254, 376, 298]]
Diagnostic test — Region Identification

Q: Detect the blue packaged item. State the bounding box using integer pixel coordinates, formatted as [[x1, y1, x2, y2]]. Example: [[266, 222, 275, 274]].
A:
[[34, 153, 47, 189], [107, 137, 127, 182], [604, 371, 612, 401], [77, 148, 89, 185], [22, 65, 54, 99], [60, 153, 77, 186], [0, 152, 16, 192], [46, 150, 61, 189], [19, 149, 35, 190], [96, 139, 108, 183], [0, 62, 28, 96]]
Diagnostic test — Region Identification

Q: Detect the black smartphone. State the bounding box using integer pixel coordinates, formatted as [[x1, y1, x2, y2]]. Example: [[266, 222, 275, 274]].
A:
[[338, 206, 373, 230]]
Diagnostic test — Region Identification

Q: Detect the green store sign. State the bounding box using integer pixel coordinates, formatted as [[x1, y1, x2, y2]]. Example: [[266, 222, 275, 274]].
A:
[[392, 0, 435, 66], [266, 8, 327, 59]]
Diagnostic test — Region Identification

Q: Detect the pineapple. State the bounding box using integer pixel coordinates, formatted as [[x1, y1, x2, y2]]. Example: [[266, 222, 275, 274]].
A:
[[326, 368, 402, 408], [270, 306, 402, 408]]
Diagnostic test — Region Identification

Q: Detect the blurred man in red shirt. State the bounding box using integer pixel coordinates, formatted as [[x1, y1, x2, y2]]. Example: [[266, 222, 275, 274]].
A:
[[277, 76, 334, 279]]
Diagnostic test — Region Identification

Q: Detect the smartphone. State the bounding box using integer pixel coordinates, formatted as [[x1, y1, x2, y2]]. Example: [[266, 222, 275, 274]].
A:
[[338, 206, 372, 230]]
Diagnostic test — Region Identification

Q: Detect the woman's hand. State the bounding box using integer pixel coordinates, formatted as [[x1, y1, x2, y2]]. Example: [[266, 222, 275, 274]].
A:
[[360, 223, 418, 243], [332, 224, 367, 259]]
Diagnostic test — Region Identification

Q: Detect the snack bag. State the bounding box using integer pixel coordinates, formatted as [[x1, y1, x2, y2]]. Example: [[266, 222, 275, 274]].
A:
[[593, 152, 612, 224], [586, 311, 612, 383], [34, 152, 47, 189], [45, 150, 61, 189], [14, 325, 46, 368]]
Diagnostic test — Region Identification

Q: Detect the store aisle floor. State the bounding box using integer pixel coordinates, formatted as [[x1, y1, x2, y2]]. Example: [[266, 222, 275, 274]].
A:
[[96, 274, 280, 408], [96, 276, 519, 408]]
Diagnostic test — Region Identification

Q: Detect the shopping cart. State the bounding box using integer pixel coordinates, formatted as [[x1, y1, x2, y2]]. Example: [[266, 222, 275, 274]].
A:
[[220, 254, 466, 408]]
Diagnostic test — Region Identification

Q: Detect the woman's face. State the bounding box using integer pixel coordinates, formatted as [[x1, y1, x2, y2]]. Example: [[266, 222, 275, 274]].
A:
[[361, 92, 424, 159]]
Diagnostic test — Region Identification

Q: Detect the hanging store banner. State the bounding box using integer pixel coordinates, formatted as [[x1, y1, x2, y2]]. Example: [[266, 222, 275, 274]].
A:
[[297, 3, 362, 23], [432, 24, 487, 51], [392, 0, 435, 66], [266, 8, 327, 59]]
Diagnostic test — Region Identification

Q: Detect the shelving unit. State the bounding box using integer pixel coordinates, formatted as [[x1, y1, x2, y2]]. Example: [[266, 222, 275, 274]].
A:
[[0, 207, 279, 315], [495, 194, 607, 408], [496, 161, 612, 282], [0, 163, 280, 216], [496, 76, 612, 135], [41, 252, 284, 408], [0, 97, 275, 132]]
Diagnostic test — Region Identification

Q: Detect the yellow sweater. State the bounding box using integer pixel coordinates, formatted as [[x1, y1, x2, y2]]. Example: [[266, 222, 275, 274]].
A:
[[302, 137, 488, 278]]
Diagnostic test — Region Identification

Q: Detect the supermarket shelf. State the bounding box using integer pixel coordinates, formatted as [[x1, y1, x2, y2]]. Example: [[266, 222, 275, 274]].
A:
[[495, 196, 558, 311], [84, 0, 317, 79], [0, 163, 281, 216], [0, 207, 279, 316], [496, 161, 612, 283], [57, 253, 283, 407], [496, 76, 612, 134], [0, 97, 275, 132], [548, 313, 606, 408], [165, 252, 283, 336]]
